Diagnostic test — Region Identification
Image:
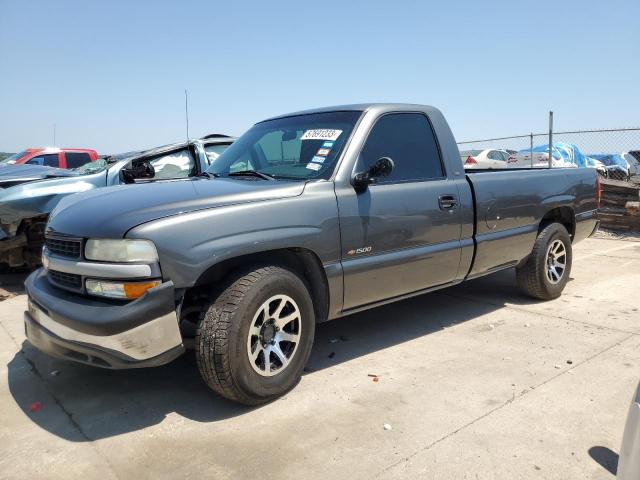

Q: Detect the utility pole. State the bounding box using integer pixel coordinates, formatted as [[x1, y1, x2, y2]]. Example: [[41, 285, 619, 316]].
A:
[[530, 132, 533, 168], [185, 89, 190, 142], [53, 124, 56, 146], [548, 111, 553, 169]]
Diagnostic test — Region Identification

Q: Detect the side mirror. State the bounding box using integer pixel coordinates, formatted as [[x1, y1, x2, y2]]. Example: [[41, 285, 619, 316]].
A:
[[120, 160, 155, 184], [352, 157, 394, 191]]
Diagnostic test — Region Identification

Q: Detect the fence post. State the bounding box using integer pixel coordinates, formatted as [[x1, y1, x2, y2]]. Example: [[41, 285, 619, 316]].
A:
[[530, 133, 533, 168], [548, 111, 553, 168]]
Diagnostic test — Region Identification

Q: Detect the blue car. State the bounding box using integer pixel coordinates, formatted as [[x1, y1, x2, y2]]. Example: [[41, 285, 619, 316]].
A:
[[589, 154, 631, 181]]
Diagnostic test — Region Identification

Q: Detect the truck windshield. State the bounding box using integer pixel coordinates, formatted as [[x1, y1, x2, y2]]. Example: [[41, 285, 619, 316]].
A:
[[207, 111, 362, 180]]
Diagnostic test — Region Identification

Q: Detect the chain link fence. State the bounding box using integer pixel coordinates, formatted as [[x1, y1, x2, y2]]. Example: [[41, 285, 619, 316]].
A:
[[457, 127, 640, 182]]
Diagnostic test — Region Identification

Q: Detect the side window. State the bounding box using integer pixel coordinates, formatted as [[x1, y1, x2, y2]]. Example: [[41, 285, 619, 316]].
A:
[[204, 143, 231, 164], [65, 152, 92, 169], [26, 154, 59, 167], [358, 113, 444, 182], [149, 148, 196, 178], [487, 150, 503, 161]]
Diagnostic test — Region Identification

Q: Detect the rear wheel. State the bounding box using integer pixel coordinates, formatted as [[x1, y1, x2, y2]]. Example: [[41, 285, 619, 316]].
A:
[[516, 223, 572, 300], [195, 265, 315, 405]]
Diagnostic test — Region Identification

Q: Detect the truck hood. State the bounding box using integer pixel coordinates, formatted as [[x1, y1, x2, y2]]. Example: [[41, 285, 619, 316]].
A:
[[0, 164, 77, 188], [47, 177, 306, 238]]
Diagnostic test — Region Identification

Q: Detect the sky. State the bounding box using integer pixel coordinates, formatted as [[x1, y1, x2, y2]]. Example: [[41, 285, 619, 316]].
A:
[[1, 0, 638, 154]]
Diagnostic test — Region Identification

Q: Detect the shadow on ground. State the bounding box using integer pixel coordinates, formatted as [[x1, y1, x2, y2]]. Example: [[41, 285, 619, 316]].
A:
[[588, 446, 619, 475], [7, 268, 543, 441], [0, 270, 31, 297]]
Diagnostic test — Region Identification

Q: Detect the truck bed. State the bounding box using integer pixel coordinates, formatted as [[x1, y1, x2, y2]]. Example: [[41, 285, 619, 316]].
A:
[[463, 167, 599, 279]]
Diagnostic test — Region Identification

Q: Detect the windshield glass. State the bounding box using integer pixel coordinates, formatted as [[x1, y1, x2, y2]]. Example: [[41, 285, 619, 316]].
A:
[[0, 150, 29, 164], [207, 111, 362, 180], [73, 158, 109, 175]]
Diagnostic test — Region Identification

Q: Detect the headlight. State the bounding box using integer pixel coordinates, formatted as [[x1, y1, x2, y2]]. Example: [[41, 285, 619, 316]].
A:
[[86, 279, 161, 299], [85, 239, 158, 263]]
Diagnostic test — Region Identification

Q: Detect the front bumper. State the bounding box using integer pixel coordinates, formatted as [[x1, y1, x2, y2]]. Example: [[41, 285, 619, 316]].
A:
[[24, 269, 184, 369]]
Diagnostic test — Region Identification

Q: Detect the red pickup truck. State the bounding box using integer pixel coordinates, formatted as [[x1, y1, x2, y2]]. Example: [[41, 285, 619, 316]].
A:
[[1, 148, 99, 169]]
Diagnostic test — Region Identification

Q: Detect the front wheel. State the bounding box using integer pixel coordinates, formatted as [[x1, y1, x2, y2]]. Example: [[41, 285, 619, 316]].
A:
[[516, 223, 572, 300], [195, 265, 315, 405]]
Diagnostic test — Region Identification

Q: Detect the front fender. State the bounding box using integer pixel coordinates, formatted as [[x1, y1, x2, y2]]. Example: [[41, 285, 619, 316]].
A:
[[126, 182, 342, 288]]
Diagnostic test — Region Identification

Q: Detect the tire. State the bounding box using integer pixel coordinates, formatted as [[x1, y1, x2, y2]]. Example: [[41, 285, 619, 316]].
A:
[[516, 223, 572, 300], [195, 265, 315, 405]]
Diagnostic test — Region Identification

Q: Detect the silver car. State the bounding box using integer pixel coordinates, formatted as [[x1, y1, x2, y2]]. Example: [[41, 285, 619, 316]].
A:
[[618, 381, 640, 479]]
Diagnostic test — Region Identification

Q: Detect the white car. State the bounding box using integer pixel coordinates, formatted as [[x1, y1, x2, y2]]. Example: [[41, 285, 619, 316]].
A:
[[622, 152, 640, 176], [460, 149, 515, 169]]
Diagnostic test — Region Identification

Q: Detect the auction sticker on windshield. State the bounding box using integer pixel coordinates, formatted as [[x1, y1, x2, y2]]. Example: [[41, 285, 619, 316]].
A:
[[301, 129, 342, 141]]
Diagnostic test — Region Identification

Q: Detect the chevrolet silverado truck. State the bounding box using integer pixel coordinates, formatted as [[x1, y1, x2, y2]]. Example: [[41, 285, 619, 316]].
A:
[[0, 135, 233, 269], [24, 104, 600, 405]]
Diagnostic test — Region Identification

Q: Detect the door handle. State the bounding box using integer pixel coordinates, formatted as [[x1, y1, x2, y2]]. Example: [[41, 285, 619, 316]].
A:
[[438, 194, 458, 210]]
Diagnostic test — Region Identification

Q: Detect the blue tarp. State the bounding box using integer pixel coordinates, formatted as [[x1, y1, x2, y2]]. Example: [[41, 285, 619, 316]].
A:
[[519, 142, 597, 167], [589, 153, 628, 169]]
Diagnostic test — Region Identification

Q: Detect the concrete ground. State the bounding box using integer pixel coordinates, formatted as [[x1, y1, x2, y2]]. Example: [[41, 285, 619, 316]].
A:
[[0, 237, 638, 480]]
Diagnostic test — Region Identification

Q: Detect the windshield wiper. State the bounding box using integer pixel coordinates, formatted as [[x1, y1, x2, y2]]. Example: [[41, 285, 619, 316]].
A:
[[227, 170, 276, 181], [199, 171, 220, 179]]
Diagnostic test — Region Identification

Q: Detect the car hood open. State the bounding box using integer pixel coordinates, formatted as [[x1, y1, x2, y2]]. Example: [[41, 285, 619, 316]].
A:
[[47, 177, 306, 238]]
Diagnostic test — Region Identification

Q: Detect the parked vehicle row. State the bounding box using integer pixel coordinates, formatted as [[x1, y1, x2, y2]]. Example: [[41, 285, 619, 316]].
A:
[[461, 143, 640, 181], [20, 103, 600, 405], [0, 135, 234, 269]]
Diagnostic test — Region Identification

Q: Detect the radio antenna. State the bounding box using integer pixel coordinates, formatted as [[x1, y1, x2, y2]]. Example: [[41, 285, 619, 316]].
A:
[[184, 89, 190, 142]]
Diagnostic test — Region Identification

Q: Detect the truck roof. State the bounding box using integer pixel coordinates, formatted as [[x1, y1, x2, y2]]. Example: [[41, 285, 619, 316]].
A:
[[263, 103, 440, 122]]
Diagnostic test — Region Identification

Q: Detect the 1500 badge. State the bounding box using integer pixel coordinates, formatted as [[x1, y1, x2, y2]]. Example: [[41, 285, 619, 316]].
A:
[[347, 246, 373, 255]]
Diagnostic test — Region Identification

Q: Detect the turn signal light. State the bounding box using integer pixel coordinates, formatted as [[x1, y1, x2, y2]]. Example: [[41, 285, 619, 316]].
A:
[[85, 279, 161, 299]]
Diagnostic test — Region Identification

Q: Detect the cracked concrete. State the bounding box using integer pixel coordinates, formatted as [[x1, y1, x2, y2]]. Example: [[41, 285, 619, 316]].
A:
[[0, 237, 638, 479]]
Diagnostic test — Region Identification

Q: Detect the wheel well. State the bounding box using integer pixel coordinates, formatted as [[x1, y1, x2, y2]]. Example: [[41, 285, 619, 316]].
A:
[[539, 207, 575, 239], [186, 248, 330, 324]]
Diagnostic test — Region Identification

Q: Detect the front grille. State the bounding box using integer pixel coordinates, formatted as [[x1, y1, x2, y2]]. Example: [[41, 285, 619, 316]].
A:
[[45, 237, 82, 259], [48, 270, 82, 289]]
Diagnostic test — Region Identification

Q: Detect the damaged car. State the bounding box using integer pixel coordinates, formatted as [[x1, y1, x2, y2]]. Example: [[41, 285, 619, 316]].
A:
[[0, 135, 234, 269]]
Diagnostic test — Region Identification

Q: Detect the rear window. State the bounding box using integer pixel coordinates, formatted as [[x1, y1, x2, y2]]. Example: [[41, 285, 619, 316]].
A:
[[26, 154, 59, 167], [65, 152, 92, 169]]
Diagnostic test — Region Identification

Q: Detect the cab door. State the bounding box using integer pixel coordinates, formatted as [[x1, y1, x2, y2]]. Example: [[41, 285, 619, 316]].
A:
[[336, 112, 463, 310]]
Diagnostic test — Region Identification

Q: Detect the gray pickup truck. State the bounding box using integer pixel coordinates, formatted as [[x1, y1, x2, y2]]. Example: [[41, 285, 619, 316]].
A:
[[24, 104, 599, 405]]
